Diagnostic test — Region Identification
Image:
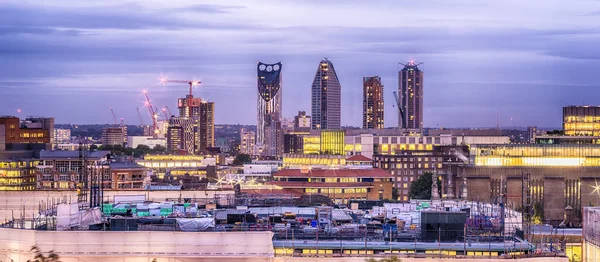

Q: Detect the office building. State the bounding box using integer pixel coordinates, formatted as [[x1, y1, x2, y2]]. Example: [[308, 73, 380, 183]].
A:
[[563, 105, 600, 136], [257, 62, 283, 157], [0, 158, 38, 191], [101, 127, 126, 146], [363, 76, 384, 129], [311, 58, 341, 130], [239, 129, 256, 155], [167, 117, 195, 154], [294, 111, 311, 129], [398, 61, 424, 132], [53, 128, 71, 144], [0, 116, 54, 152]]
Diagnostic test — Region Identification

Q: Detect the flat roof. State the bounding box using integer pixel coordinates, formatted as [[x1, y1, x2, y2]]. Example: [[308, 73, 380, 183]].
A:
[[274, 168, 393, 178], [40, 150, 110, 160]]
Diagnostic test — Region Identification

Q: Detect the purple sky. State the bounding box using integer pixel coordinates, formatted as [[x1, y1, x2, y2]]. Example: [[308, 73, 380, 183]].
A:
[[1, 1, 599, 128]]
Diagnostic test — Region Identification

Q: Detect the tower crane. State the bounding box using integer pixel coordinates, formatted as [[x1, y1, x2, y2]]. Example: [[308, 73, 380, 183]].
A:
[[165, 106, 173, 117], [159, 77, 201, 97], [142, 90, 160, 138], [136, 107, 145, 126], [161, 108, 169, 120], [110, 108, 118, 125], [392, 91, 406, 129]]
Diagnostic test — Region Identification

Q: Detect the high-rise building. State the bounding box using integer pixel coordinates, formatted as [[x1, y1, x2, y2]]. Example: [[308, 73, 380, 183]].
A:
[[563, 106, 600, 136], [176, 95, 215, 154], [101, 127, 126, 146], [0, 116, 54, 152], [294, 111, 311, 129], [198, 102, 214, 152], [53, 128, 71, 144], [167, 117, 195, 154], [311, 58, 341, 130], [363, 76, 384, 129], [257, 62, 283, 157], [239, 129, 256, 155], [398, 61, 423, 132]]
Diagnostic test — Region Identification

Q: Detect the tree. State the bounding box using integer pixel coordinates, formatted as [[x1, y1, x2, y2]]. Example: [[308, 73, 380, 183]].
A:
[[409, 172, 440, 200], [152, 144, 166, 153], [27, 246, 60, 262], [233, 154, 251, 166], [392, 187, 399, 200]]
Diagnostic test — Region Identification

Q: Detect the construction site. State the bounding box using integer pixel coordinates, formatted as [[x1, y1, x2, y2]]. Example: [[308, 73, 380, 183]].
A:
[[0, 180, 564, 262]]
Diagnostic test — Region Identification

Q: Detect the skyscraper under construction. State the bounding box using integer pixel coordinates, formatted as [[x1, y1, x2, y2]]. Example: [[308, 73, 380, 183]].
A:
[[257, 62, 283, 157], [311, 58, 341, 130], [169, 93, 214, 154]]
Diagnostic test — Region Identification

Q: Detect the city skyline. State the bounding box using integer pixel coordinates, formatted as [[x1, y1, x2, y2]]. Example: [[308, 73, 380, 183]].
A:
[[1, 1, 600, 128]]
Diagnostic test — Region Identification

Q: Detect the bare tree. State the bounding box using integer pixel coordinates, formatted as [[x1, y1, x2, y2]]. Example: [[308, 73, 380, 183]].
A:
[[27, 246, 60, 262]]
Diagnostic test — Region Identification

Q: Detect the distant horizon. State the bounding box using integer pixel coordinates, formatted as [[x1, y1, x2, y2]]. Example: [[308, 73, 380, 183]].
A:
[[2, 1, 599, 128], [53, 122, 562, 131]]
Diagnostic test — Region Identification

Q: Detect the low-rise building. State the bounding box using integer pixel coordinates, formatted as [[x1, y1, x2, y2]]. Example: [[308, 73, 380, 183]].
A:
[[36, 150, 111, 190], [0, 116, 54, 152], [53, 128, 71, 144], [110, 162, 148, 189], [101, 127, 126, 146], [271, 168, 394, 204], [373, 145, 468, 201], [127, 136, 166, 149], [0, 157, 39, 191]]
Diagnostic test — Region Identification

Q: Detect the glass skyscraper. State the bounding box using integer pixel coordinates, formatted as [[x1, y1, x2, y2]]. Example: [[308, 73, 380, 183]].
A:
[[257, 62, 283, 157], [311, 58, 341, 130], [398, 61, 423, 132]]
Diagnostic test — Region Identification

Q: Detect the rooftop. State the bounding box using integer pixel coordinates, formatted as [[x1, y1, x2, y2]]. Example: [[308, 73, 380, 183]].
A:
[[110, 162, 147, 170], [346, 155, 372, 162], [274, 168, 393, 178], [40, 150, 111, 160], [268, 181, 374, 188]]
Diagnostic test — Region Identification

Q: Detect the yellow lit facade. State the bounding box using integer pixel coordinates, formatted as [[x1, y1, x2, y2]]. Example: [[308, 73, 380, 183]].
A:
[[282, 154, 345, 167], [564, 106, 600, 136], [320, 130, 345, 155], [472, 144, 600, 167], [0, 159, 39, 191], [303, 136, 320, 154]]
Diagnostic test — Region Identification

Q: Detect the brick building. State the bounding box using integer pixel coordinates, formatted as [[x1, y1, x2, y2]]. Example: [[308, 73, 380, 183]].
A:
[[271, 168, 394, 204]]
